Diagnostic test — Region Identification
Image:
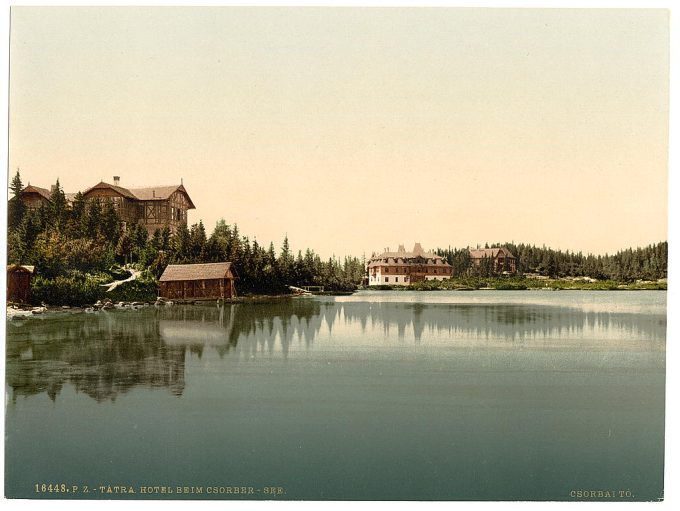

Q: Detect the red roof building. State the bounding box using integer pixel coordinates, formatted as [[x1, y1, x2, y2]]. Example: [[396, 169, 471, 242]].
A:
[[468, 247, 517, 273]]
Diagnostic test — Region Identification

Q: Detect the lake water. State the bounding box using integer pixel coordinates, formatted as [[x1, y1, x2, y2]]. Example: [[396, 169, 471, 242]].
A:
[[5, 291, 666, 501]]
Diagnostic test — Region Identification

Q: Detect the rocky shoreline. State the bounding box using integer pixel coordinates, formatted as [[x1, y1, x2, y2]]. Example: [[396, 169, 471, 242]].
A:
[[5, 293, 320, 320], [6, 297, 174, 320]]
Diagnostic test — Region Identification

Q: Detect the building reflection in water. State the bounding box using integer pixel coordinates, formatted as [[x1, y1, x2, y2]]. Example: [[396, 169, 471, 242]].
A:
[[6, 296, 666, 403]]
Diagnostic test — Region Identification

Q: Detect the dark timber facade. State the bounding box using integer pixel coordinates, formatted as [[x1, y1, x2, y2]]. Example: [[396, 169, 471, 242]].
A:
[[17, 185, 52, 210], [158, 263, 237, 301], [18, 176, 196, 236], [468, 247, 517, 273], [82, 178, 195, 235], [7, 265, 34, 303]]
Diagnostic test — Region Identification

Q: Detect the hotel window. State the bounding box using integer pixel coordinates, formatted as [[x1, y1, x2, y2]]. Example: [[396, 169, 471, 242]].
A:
[[395, 277, 399, 282], [385, 277, 389, 283]]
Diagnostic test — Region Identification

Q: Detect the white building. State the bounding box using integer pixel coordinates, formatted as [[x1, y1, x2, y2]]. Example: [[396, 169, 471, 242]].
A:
[[367, 243, 453, 286]]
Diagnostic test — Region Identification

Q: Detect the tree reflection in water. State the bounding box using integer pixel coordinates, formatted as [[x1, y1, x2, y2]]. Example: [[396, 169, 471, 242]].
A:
[[6, 296, 665, 403]]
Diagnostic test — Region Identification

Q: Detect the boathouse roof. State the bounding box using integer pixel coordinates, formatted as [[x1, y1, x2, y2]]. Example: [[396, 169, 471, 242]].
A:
[[159, 262, 235, 282], [7, 264, 35, 273]]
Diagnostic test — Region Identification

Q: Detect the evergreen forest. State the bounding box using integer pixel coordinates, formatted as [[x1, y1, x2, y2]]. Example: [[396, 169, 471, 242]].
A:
[[7, 171, 668, 305]]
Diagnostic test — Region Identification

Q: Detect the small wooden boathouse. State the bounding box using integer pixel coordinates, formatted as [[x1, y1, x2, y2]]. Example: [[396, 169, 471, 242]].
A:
[[158, 262, 237, 301], [7, 264, 35, 303]]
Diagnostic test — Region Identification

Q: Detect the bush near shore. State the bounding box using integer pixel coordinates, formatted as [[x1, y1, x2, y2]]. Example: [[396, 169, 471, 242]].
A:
[[30, 268, 158, 306], [369, 276, 667, 292]]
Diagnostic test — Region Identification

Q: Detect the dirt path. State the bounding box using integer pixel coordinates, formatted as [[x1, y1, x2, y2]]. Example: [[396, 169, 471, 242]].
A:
[[101, 269, 142, 292]]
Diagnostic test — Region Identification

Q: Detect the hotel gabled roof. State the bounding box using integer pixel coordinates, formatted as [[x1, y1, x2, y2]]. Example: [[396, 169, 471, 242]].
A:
[[368, 243, 451, 267], [81, 181, 196, 208], [469, 247, 516, 259], [128, 184, 196, 209], [82, 181, 138, 200], [21, 185, 52, 200]]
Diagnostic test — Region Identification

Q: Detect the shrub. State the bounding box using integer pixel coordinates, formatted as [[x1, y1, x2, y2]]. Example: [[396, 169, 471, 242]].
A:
[[106, 270, 158, 303], [31, 233, 115, 278], [493, 281, 528, 290], [31, 274, 106, 306], [106, 266, 132, 280]]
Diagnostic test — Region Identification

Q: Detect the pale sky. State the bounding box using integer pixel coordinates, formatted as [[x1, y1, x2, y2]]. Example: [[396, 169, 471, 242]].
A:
[[8, 7, 669, 258]]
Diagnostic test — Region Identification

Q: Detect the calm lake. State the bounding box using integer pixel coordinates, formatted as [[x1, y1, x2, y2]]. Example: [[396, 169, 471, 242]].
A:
[[5, 291, 666, 501]]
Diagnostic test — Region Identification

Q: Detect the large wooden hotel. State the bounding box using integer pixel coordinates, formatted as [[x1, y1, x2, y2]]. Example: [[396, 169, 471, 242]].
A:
[[17, 176, 195, 235]]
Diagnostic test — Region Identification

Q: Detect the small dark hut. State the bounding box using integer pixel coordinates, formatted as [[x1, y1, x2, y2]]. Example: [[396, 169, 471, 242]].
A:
[[7, 264, 35, 304], [158, 262, 237, 301]]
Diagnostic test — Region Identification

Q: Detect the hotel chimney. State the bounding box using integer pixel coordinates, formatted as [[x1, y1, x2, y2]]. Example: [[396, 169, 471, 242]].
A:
[[113, 176, 120, 186]]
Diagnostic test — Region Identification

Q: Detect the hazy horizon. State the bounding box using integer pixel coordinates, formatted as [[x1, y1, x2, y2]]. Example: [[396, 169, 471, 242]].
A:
[[8, 7, 669, 259]]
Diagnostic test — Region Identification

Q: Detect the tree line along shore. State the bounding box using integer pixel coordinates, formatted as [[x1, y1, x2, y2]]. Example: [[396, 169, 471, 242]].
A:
[[375, 276, 666, 292], [7, 173, 668, 308]]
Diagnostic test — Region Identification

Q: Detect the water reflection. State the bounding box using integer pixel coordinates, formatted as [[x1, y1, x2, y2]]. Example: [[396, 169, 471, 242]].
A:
[[7, 312, 186, 402], [6, 294, 666, 403], [344, 301, 666, 346]]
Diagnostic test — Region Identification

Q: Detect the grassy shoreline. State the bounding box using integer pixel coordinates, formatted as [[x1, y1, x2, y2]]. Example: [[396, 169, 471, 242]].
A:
[[14, 273, 666, 310], [365, 276, 667, 291]]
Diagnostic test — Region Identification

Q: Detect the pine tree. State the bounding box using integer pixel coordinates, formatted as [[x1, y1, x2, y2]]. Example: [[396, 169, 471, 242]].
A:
[[8, 169, 26, 231], [85, 199, 102, 238], [131, 224, 148, 261], [278, 235, 293, 283], [116, 231, 133, 264], [100, 198, 121, 246], [49, 179, 68, 230], [21, 211, 41, 255], [68, 192, 87, 238], [161, 226, 172, 251], [267, 242, 276, 266], [172, 223, 191, 263], [151, 229, 163, 250], [228, 224, 241, 265], [189, 221, 207, 261]]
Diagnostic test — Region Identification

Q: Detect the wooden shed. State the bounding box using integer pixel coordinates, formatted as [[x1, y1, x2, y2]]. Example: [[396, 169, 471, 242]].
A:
[[7, 264, 35, 304], [158, 262, 237, 301]]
